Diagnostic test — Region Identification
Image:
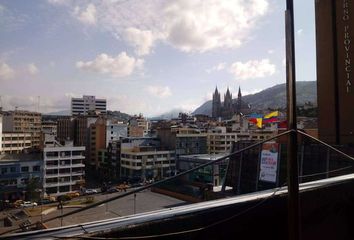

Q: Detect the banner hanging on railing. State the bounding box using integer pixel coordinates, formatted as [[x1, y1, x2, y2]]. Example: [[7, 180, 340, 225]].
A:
[[259, 142, 279, 183]]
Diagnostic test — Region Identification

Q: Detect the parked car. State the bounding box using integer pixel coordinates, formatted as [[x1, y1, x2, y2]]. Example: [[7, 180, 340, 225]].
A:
[[20, 201, 37, 208], [65, 192, 80, 199], [107, 187, 118, 193], [84, 189, 98, 195]]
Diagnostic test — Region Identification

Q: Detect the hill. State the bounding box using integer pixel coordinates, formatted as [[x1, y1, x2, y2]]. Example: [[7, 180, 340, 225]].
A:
[[193, 81, 317, 116]]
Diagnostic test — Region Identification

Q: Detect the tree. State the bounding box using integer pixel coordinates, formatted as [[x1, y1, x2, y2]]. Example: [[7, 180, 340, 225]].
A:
[[25, 177, 41, 201]]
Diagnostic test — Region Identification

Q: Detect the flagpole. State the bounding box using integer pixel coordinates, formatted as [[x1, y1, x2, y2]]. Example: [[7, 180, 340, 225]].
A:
[[285, 0, 300, 240]]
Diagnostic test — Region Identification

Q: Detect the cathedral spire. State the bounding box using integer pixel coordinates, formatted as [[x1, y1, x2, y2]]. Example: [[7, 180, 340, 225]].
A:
[[238, 86, 242, 98]]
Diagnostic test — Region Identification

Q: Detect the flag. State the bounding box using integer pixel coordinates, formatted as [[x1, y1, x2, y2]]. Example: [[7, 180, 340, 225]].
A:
[[256, 118, 263, 128], [264, 111, 279, 119]]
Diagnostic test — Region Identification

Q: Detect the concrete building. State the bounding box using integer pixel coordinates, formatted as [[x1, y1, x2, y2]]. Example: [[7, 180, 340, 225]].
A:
[[120, 148, 175, 181], [1, 132, 33, 154], [0, 154, 42, 201], [120, 137, 175, 180], [57, 117, 74, 144], [87, 117, 106, 169], [42, 120, 57, 136], [208, 127, 277, 154], [71, 95, 106, 116], [128, 116, 149, 137], [157, 127, 208, 156], [106, 120, 127, 147], [315, 0, 354, 144], [178, 154, 229, 187], [2, 110, 42, 147], [43, 139, 85, 195]]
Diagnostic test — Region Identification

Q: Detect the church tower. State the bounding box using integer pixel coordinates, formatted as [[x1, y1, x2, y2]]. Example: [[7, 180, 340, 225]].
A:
[[212, 86, 221, 118], [223, 87, 233, 119], [236, 86, 242, 115]]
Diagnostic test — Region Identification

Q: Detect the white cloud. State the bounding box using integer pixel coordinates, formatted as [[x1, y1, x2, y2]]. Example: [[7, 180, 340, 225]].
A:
[[163, 0, 269, 53], [75, 3, 96, 25], [241, 88, 263, 96], [229, 59, 276, 80], [108, 95, 154, 116], [0, 62, 15, 79], [146, 85, 172, 98], [123, 28, 155, 56], [0, 4, 5, 13], [28, 63, 39, 75], [267, 49, 274, 54], [206, 62, 227, 73], [76, 52, 143, 78], [56, 0, 270, 54], [174, 100, 201, 113], [297, 29, 303, 35]]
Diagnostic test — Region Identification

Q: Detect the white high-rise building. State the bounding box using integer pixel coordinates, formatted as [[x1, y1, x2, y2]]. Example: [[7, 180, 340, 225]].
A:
[[43, 136, 85, 195], [71, 95, 106, 116]]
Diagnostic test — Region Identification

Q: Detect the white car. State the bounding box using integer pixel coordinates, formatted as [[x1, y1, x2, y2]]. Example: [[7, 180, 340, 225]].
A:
[[84, 189, 98, 195], [20, 201, 38, 208]]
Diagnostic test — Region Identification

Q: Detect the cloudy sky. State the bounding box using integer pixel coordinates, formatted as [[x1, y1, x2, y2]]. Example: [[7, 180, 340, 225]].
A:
[[0, 0, 316, 117]]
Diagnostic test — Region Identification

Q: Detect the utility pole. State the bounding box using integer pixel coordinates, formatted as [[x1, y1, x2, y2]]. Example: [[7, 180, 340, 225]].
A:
[[285, 0, 300, 240]]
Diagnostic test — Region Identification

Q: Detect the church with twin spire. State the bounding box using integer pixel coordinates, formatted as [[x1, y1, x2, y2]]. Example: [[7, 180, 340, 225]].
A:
[[212, 86, 250, 119]]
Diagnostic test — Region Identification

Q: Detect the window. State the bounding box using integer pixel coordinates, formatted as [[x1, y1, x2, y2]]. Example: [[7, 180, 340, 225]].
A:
[[33, 166, 40, 172], [1, 168, 8, 174], [10, 167, 16, 173], [21, 166, 29, 172]]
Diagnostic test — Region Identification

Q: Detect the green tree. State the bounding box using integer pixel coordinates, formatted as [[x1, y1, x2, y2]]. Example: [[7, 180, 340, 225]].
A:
[[25, 177, 41, 201]]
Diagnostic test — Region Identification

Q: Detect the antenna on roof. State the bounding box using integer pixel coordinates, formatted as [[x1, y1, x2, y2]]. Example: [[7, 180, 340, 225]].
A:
[[37, 96, 40, 113]]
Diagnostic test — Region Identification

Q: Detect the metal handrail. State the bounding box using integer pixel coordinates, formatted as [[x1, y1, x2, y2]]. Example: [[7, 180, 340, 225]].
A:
[[1, 128, 354, 237]]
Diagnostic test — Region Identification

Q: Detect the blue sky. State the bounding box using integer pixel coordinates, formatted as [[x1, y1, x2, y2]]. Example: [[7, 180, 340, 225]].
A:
[[0, 0, 316, 117]]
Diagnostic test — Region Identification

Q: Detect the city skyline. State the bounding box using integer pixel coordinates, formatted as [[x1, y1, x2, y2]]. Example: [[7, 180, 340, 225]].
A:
[[0, 0, 316, 117]]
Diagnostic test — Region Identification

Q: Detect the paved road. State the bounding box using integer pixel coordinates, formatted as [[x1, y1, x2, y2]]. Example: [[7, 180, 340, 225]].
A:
[[0, 189, 186, 234], [43, 189, 186, 228]]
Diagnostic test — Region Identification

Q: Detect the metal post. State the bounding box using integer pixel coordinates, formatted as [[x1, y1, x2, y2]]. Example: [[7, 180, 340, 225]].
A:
[[133, 193, 136, 214], [60, 204, 63, 227], [237, 153, 243, 195], [285, 0, 300, 240]]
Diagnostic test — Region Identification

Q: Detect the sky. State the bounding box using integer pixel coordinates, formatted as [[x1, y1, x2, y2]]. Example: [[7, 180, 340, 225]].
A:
[[0, 0, 316, 117]]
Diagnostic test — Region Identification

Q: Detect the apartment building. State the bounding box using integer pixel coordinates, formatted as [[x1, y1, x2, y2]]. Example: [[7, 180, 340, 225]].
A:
[[71, 95, 106, 116], [106, 120, 127, 147], [1, 132, 32, 154], [2, 110, 42, 147], [0, 156, 42, 201], [157, 126, 208, 156], [208, 127, 277, 154], [120, 149, 175, 181], [128, 116, 149, 137], [120, 137, 175, 180], [43, 140, 85, 195], [87, 117, 106, 169]]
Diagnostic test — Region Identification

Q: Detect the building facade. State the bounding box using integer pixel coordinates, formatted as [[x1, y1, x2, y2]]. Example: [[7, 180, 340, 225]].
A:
[[106, 121, 127, 147], [71, 95, 107, 116], [0, 157, 42, 201], [128, 116, 149, 137], [315, 0, 354, 144], [120, 149, 175, 181], [43, 143, 85, 195], [212, 87, 250, 119], [1, 132, 33, 154], [208, 128, 277, 154], [2, 110, 42, 147]]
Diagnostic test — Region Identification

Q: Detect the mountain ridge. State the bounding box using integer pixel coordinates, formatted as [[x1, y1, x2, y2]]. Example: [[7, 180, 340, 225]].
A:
[[193, 81, 317, 116]]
